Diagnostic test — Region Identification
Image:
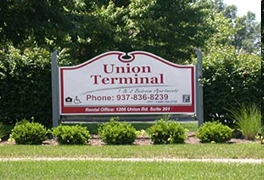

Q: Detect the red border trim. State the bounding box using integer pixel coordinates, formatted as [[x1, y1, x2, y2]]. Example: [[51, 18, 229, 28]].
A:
[[59, 51, 196, 115], [61, 105, 195, 114]]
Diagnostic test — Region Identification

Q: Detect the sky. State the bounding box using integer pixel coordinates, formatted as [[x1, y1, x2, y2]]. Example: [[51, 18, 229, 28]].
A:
[[223, 0, 261, 22]]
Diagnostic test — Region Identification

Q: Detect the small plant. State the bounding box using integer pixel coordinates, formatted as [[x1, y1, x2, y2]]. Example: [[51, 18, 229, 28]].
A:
[[197, 121, 233, 143], [228, 104, 261, 140], [147, 119, 187, 144], [255, 126, 264, 145], [10, 120, 47, 145], [135, 129, 149, 138], [52, 125, 90, 145], [98, 117, 136, 145], [158, 114, 173, 121]]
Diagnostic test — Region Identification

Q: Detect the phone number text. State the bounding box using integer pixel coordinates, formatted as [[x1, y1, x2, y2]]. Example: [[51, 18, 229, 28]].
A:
[[86, 94, 169, 101]]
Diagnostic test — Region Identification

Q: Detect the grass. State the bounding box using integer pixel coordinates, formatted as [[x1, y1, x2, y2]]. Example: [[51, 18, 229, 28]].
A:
[[0, 161, 263, 180], [1, 122, 263, 180], [0, 143, 263, 159]]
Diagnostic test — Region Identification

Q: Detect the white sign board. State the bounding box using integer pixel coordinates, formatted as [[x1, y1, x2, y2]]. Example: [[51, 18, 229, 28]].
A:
[[59, 51, 195, 115]]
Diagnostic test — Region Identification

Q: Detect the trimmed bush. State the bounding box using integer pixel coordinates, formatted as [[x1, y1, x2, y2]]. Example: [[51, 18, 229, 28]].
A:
[[148, 119, 186, 144], [0, 46, 75, 127], [197, 121, 233, 143], [10, 120, 47, 145], [98, 118, 136, 145], [202, 49, 261, 126], [0, 47, 52, 127], [52, 125, 90, 145]]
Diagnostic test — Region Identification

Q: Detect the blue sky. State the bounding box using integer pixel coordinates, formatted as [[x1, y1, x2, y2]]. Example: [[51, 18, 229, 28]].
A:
[[223, 0, 261, 22]]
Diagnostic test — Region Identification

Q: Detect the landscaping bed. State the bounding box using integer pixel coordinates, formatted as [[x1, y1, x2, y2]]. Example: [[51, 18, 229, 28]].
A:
[[0, 132, 255, 146]]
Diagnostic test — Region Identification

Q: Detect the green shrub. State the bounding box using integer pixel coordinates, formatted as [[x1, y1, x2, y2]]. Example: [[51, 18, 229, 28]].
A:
[[52, 125, 90, 145], [0, 46, 83, 127], [202, 49, 261, 125], [228, 104, 261, 140], [10, 120, 47, 145], [0, 47, 53, 127], [147, 119, 187, 144], [98, 118, 136, 145], [197, 121, 233, 143]]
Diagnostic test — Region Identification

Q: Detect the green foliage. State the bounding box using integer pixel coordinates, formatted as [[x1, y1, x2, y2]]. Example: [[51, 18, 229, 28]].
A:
[[228, 104, 261, 140], [1, 0, 214, 62], [0, 123, 8, 140], [255, 126, 264, 144], [10, 120, 47, 145], [0, 46, 52, 127], [147, 119, 186, 144], [0, 0, 261, 129], [200, 1, 261, 125], [211, 0, 260, 54], [117, 0, 213, 62], [0, 0, 80, 49], [197, 121, 233, 143], [98, 118, 136, 145], [233, 13, 261, 54], [52, 125, 90, 145], [202, 46, 261, 125], [261, 126, 264, 144], [135, 129, 149, 137]]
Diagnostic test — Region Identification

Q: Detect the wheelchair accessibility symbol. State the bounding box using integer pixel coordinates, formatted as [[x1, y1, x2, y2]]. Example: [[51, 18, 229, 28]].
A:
[[74, 96, 82, 104]]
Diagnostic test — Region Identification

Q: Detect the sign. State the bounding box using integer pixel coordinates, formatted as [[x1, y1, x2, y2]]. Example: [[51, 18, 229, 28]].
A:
[[59, 51, 195, 115]]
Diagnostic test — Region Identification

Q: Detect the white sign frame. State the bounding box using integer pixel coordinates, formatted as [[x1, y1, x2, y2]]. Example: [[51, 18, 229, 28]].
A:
[[59, 51, 196, 115]]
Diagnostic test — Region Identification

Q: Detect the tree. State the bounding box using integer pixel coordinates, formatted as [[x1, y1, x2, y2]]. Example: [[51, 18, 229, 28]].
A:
[[69, 0, 214, 62], [200, 1, 261, 125], [1, 0, 260, 127], [232, 12, 261, 54], [0, 0, 80, 50], [1, 0, 214, 62], [0, 46, 52, 126], [210, 0, 261, 54]]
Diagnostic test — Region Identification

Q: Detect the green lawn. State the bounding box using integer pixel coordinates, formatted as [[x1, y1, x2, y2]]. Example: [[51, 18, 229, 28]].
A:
[[0, 143, 262, 159], [0, 161, 263, 180], [1, 122, 263, 180]]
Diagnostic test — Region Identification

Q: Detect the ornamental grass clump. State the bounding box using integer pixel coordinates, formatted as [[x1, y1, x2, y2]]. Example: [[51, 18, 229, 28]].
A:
[[52, 125, 90, 145], [148, 119, 187, 144], [228, 104, 261, 140], [98, 117, 136, 145], [10, 120, 47, 145], [197, 121, 233, 143]]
